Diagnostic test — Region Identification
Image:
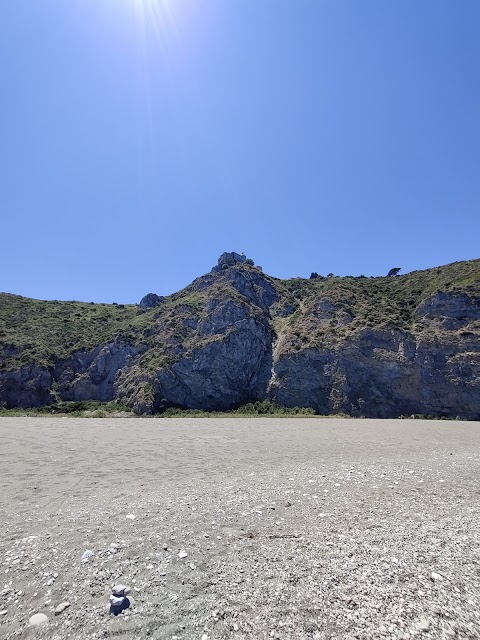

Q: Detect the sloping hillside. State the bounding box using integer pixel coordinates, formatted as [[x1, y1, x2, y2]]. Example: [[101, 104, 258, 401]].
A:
[[1, 258, 479, 418]]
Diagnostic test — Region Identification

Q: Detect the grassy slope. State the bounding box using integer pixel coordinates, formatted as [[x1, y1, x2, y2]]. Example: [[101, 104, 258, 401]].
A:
[[0, 296, 146, 370], [0, 259, 478, 371], [0, 275, 263, 371], [274, 259, 480, 352]]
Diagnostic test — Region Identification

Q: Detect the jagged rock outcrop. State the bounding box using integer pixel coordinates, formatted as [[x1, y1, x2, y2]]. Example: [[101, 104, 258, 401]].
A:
[[149, 315, 272, 412], [138, 293, 164, 309], [54, 341, 146, 403], [269, 324, 479, 420], [116, 296, 274, 413], [0, 258, 479, 418], [214, 251, 247, 270]]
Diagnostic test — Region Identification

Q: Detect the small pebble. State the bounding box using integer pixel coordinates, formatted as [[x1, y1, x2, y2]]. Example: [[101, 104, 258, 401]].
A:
[[417, 618, 430, 632], [29, 613, 49, 626], [112, 584, 130, 597], [81, 550, 94, 563], [54, 602, 70, 616], [126, 514, 136, 520]]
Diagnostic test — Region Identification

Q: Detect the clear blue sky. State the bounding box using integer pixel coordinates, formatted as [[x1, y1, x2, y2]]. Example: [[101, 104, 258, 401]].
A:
[[1, 0, 479, 303]]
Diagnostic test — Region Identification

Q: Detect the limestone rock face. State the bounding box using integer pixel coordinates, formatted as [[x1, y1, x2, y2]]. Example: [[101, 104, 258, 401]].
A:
[[224, 268, 278, 310], [54, 341, 146, 403], [216, 251, 247, 268], [152, 316, 273, 412], [121, 297, 274, 414], [269, 325, 480, 419], [416, 291, 479, 329]]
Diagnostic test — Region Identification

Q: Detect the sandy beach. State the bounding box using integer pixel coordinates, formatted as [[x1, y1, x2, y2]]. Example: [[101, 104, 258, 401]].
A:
[[1, 417, 479, 639]]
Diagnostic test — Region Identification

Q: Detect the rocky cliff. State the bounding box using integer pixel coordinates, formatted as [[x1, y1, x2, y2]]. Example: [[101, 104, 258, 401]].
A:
[[1, 258, 479, 418]]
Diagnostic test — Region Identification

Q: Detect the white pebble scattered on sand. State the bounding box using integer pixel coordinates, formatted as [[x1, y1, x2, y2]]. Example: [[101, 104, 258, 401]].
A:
[[112, 585, 130, 596], [126, 514, 136, 520], [3, 418, 480, 638], [178, 551, 188, 559], [417, 618, 430, 631], [81, 550, 94, 563], [54, 602, 70, 616], [29, 613, 48, 626]]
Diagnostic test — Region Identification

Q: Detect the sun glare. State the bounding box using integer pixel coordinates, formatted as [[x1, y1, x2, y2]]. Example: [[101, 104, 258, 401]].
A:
[[128, 0, 185, 42], [102, 0, 184, 34], [129, 0, 179, 21]]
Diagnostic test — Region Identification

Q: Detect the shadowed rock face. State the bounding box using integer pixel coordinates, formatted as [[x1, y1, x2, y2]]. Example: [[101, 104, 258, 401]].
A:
[[0, 366, 53, 409], [54, 341, 146, 403], [416, 292, 479, 329], [1, 259, 479, 418], [269, 327, 479, 420], [151, 315, 273, 412]]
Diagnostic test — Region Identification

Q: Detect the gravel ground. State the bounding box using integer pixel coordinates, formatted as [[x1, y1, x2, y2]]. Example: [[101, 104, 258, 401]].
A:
[[0, 417, 479, 640]]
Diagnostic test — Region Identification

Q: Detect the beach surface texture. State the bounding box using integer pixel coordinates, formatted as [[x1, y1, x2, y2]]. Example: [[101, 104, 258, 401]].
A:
[[1, 417, 479, 639]]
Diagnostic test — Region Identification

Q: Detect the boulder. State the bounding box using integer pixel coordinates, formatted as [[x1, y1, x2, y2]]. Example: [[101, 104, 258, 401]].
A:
[[139, 293, 164, 309]]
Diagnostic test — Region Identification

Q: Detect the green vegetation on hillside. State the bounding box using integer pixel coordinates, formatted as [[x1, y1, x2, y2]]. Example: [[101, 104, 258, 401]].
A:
[[274, 259, 480, 351], [1, 258, 478, 372], [0, 295, 151, 370]]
